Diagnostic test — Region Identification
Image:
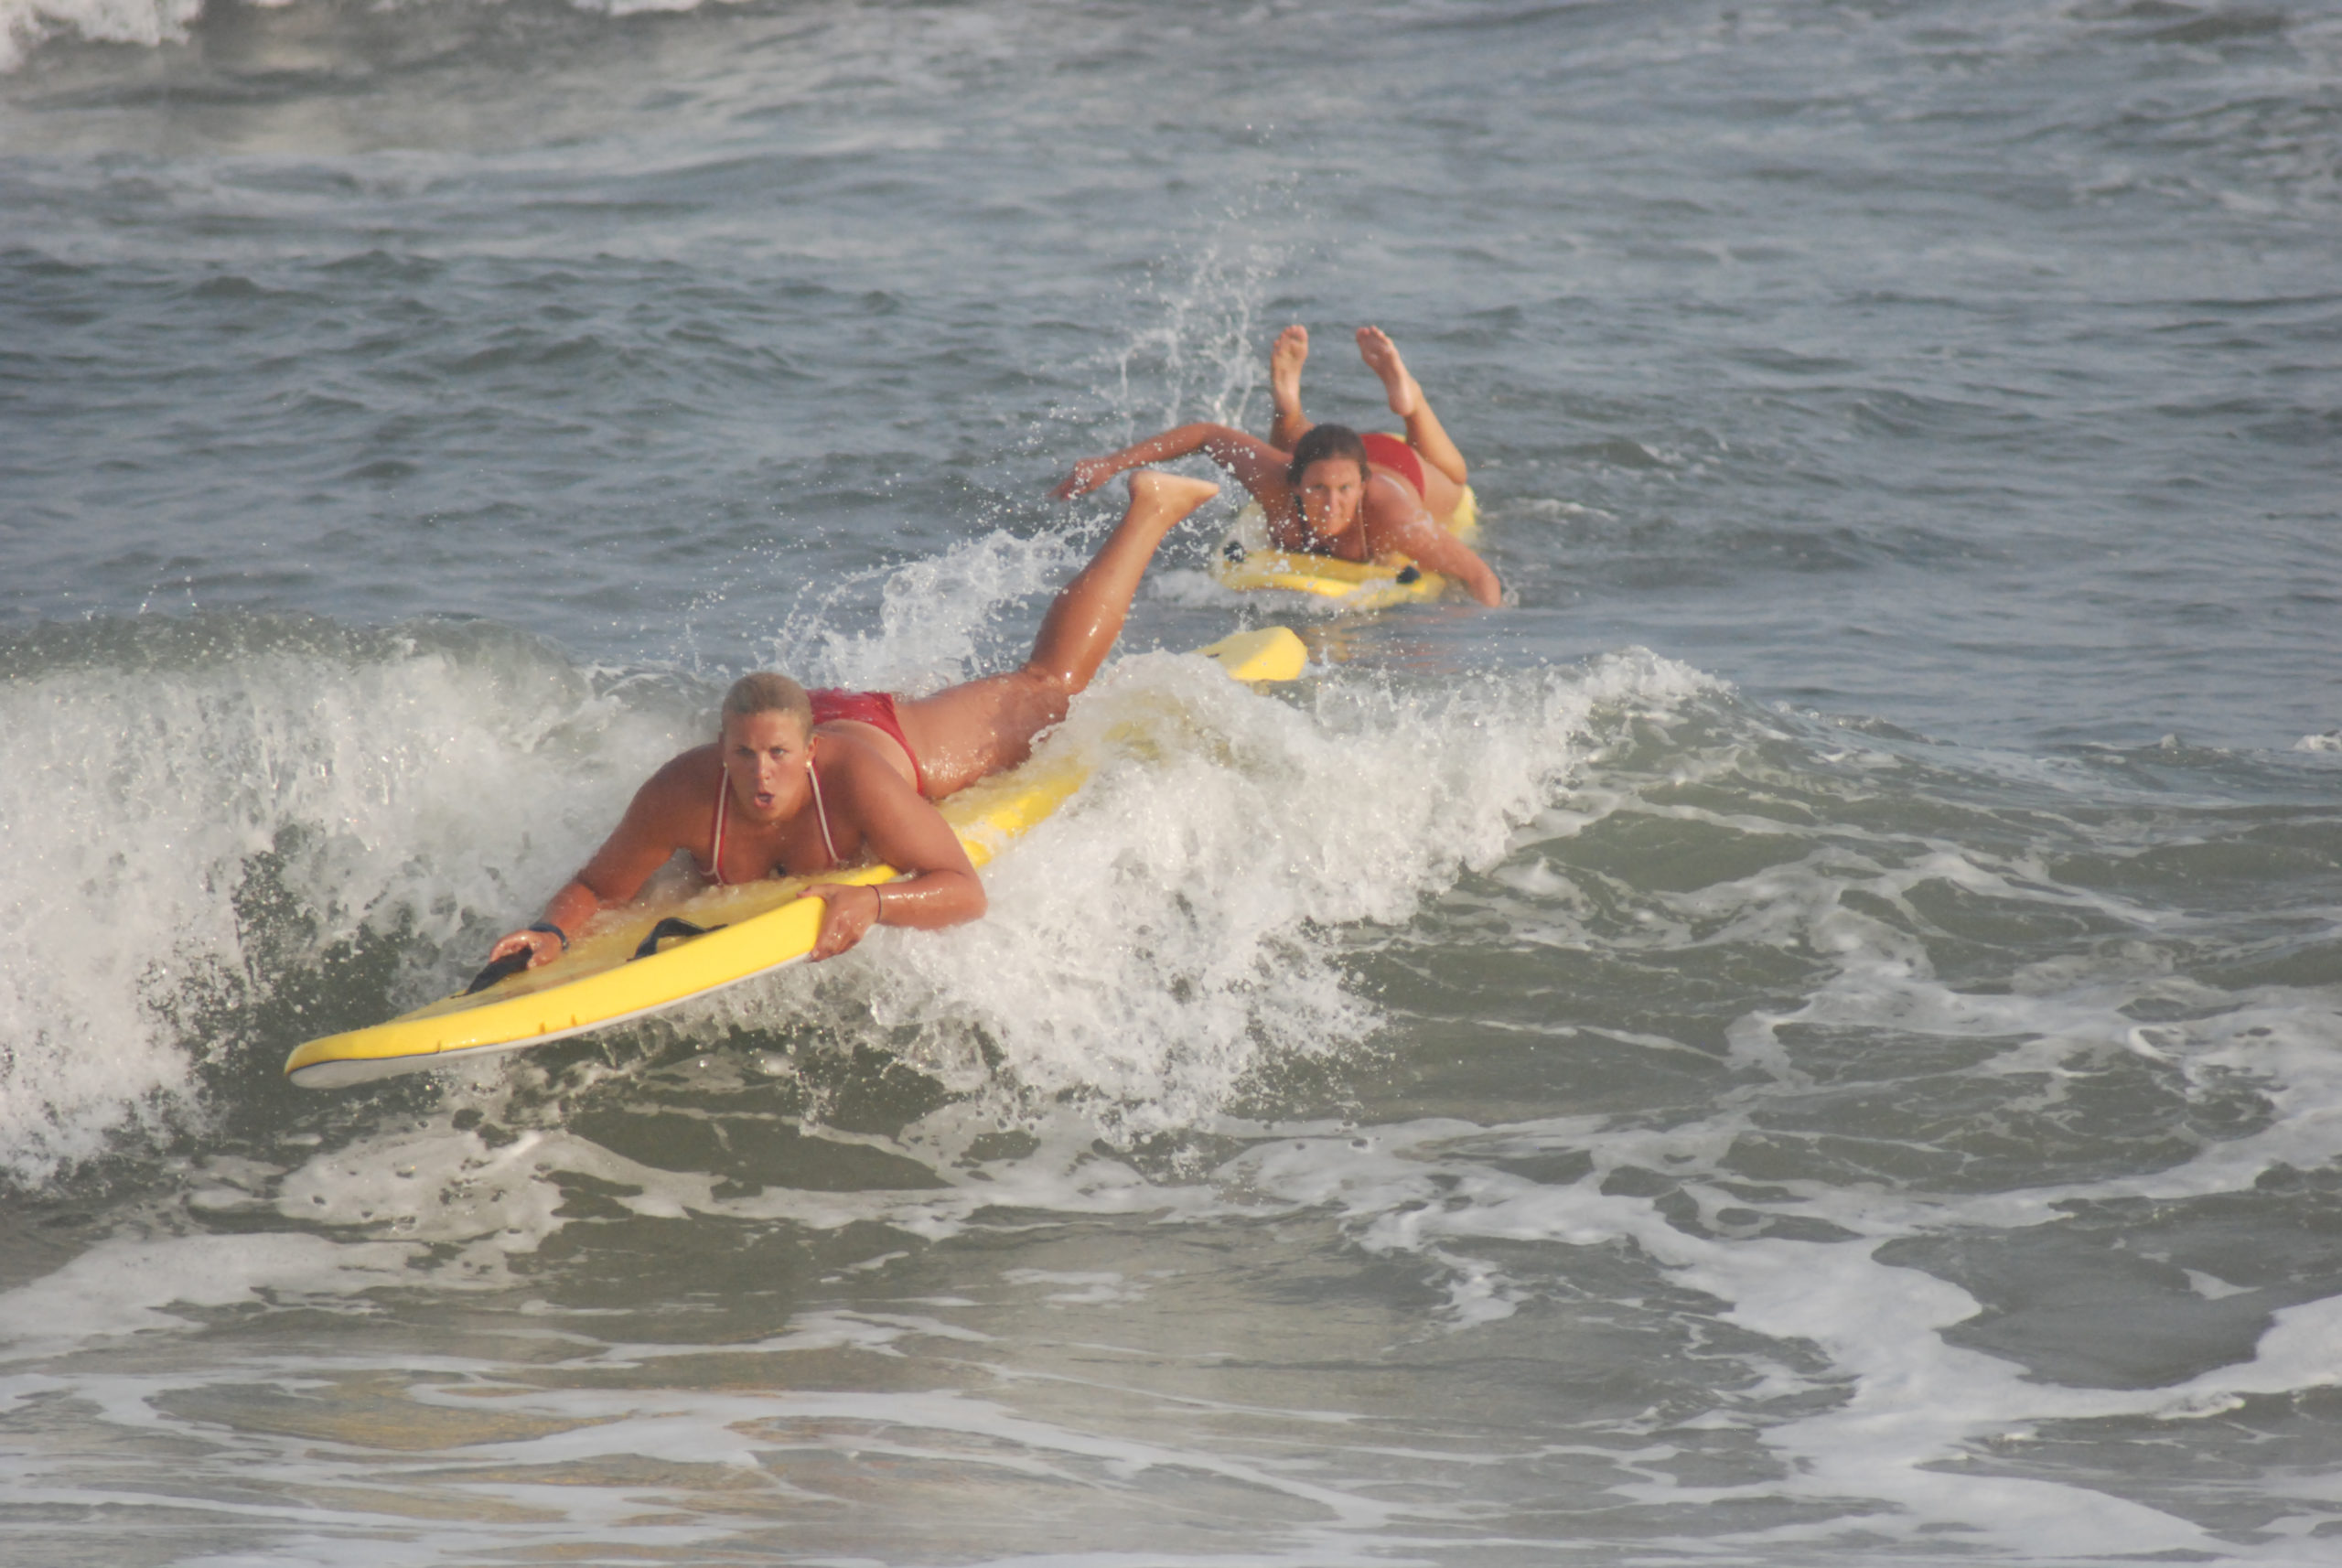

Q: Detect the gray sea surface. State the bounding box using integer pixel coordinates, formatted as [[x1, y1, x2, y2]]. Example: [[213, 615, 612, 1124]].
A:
[[4, 1, 2342, 1563]]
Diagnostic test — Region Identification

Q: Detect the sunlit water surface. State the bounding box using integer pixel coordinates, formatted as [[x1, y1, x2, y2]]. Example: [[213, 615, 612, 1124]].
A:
[[4, 2, 2341, 1563]]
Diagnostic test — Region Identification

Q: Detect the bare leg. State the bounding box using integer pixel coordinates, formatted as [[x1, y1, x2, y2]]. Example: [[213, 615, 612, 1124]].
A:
[[1266, 324, 1312, 453], [1359, 327, 1467, 488], [897, 472, 1221, 796], [1026, 470, 1220, 688]]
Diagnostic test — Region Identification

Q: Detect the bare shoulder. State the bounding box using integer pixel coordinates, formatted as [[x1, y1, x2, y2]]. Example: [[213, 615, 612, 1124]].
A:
[[1362, 484, 1441, 552], [1363, 469, 1429, 521], [571, 740, 723, 898], [633, 743, 721, 825], [815, 727, 921, 805], [815, 727, 973, 875]]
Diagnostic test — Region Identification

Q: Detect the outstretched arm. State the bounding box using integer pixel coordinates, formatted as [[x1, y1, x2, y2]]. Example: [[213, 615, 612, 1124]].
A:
[[1053, 423, 1288, 504], [1366, 480, 1505, 607], [487, 761, 704, 969], [801, 745, 983, 960]]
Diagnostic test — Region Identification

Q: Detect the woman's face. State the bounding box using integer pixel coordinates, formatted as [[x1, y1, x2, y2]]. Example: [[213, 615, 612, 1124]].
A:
[[722, 708, 813, 823], [1295, 456, 1366, 536]]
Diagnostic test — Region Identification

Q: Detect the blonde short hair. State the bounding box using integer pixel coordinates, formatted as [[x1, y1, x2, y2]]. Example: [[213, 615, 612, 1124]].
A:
[[721, 671, 812, 734]]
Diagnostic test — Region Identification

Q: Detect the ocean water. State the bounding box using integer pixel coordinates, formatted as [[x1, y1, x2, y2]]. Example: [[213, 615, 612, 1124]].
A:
[[5, 0, 2342, 1562]]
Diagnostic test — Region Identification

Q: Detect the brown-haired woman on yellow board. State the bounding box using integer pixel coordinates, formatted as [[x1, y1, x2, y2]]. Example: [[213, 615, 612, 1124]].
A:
[[1054, 326, 1501, 607]]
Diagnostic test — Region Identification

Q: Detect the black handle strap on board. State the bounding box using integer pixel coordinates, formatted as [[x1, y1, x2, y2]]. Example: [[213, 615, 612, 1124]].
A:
[[463, 950, 533, 995], [632, 916, 725, 961]]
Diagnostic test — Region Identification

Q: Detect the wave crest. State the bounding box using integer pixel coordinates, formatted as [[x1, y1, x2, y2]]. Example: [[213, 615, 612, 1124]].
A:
[[3, 0, 207, 70]]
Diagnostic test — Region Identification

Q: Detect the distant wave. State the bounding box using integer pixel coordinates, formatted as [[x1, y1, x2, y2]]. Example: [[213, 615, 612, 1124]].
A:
[[3, 0, 206, 71], [0, 0, 727, 71]]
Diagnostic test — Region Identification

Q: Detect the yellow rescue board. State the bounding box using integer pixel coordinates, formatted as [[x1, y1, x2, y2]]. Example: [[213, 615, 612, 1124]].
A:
[[284, 627, 1306, 1089], [1212, 480, 1478, 609]]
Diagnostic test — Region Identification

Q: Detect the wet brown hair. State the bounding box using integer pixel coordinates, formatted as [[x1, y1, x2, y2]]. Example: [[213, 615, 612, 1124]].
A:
[[1286, 423, 1370, 488]]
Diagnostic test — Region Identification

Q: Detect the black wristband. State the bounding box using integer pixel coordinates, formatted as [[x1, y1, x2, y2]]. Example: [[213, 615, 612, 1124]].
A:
[[527, 920, 570, 950]]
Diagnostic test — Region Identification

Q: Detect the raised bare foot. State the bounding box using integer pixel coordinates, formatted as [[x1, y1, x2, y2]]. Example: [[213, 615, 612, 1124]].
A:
[[1269, 324, 1309, 416], [1358, 325, 1420, 419], [1128, 468, 1222, 518]]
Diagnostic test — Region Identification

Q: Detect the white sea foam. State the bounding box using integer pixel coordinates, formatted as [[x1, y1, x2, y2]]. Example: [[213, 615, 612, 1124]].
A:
[[769, 526, 1087, 697], [0, 569, 1707, 1193], [9, 897, 2338, 1561], [670, 644, 1715, 1140], [1183, 847, 2342, 1558], [1214, 1106, 2308, 1558], [0, 0, 205, 71], [0, 619, 694, 1185], [0, 1228, 413, 1365]]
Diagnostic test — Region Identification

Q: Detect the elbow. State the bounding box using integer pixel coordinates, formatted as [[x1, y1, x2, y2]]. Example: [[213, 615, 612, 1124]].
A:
[[554, 877, 609, 918]]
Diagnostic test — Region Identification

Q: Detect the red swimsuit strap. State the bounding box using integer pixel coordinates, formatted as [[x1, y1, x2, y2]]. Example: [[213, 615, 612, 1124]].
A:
[[703, 748, 837, 884]]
